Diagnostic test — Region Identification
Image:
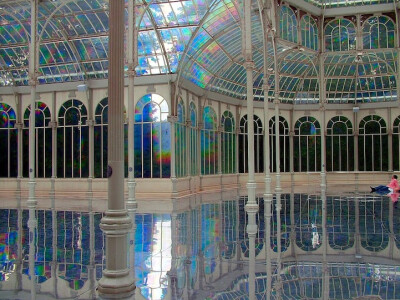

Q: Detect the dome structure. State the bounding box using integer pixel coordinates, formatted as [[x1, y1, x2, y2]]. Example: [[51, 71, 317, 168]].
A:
[[0, 0, 397, 104]]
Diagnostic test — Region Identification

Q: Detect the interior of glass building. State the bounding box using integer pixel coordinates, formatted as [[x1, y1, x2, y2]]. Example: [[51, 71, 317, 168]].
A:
[[1, 0, 400, 299]]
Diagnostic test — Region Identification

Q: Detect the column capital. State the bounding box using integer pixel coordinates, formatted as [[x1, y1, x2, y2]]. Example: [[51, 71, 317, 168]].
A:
[[274, 99, 280, 105], [262, 83, 270, 91], [197, 122, 204, 130], [289, 131, 295, 137], [185, 120, 192, 127], [126, 67, 136, 78], [86, 119, 95, 127], [15, 122, 23, 130], [167, 115, 178, 123], [49, 121, 58, 129], [243, 60, 255, 70]]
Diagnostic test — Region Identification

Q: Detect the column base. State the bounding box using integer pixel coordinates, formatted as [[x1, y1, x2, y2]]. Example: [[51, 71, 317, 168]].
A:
[[98, 269, 135, 299]]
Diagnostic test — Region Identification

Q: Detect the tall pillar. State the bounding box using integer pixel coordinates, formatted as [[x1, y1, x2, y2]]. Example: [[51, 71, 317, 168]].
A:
[[272, 37, 281, 193], [50, 91, 57, 193], [354, 112, 359, 172], [28, 2, 38, 297], [16, 93, 23, 179], [127, 0, 137, 210], [243, 0, 257, 298], [169, 115, 177, 195], [98, 0, 135, 297], [88, 88, 94, 192], [198, 99, 204, 177], [263, 82, 272, 196], [388, 108, 393, 172], [28, 0, 38, 208], [319, 51, 327, 188], [217, 101, 222, 176]]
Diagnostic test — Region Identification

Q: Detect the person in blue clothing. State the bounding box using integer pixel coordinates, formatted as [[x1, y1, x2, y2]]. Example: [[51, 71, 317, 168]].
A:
[[370, 174, 399, 195]]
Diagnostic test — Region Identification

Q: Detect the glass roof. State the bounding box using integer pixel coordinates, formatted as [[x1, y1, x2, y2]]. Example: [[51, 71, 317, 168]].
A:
[[0, 0, 397, 104]]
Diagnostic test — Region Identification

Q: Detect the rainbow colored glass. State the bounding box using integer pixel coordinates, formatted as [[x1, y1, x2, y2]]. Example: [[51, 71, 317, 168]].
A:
[[0, 103, 16, 128]]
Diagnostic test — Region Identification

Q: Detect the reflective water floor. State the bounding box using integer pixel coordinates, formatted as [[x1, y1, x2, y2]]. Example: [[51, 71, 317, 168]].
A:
[[1, 186, 400, 299]]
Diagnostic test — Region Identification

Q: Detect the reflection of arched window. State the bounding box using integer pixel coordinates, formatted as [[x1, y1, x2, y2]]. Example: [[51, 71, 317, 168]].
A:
[[201, 204, 219, 276], [176, 100, 186, 178], [294, 116, 321, 172], [363, 16, 395, 49], [279, 6, 297, 43], [221, 111, 235, 174], [23, 102, 52, 178], [393, 116, 400, 171], [325, 19, 356, 51], [327, 196, 355, 250], [359, 201, 389, 252], [222, 201, 237, 259], [271, 195, 291, 252], [269, 116, 290, 172], [189, 102, 197, 176], [201, 106, 218, 175], [57, 99, 89, 178], [326, 116, 353, 171], [301, 15, 318, 51], [359, 115, 388, 171], [134, 94, 170, 178], [94, 98, 128, 178], [295, 195, 322, 251], [239, 114, 263, 173], [0, 103, 17, 177]]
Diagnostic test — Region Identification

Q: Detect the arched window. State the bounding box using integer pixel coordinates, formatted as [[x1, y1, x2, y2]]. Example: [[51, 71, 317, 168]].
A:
[[201, 106, 218, 175], [221, 110, 235, 174], [176, 100, 186, 178], [326, 116, 354, 171], [327, 196, 355, 250], [57, 99, 89, 178], [269, 116, 290, 172], [93, 98, 128, 178], [239, 114, 264, 173], [359, 115, 388, 171], [94, 98, 108, 178], [23, 102, 52, 178], [295, 195, 322, 251], [189, 102, 197, 176], [363, 16, 395, 49], [279, 6, 297, 43], [393, 115, 400, 171], [294, 116, 321, 172], [0, 103, 17, 177], [134, 94, 170, 178], [325, 19, 356, 51], [300, 15, 318, 51]]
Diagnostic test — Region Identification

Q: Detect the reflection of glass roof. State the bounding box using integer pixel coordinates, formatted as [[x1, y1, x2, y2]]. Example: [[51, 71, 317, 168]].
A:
[[0, 0, 397, 104]]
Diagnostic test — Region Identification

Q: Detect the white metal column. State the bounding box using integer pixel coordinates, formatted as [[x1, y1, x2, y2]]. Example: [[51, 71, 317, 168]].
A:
[[98, 0, 135, 296], [127, 0, 137, 210]]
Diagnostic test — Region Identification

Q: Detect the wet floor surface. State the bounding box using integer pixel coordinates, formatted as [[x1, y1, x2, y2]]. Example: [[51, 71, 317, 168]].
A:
[[1, 187, 400, 299]]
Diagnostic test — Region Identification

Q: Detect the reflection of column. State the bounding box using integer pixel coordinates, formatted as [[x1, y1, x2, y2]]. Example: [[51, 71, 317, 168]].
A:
[[264, 191, 273, 300], [274, 191, 282, 299], [28, 208, 37, 299], [355, 196, 360, 255], [167, 209, 178, 298], [185, 201, 193, 299], [15, 194, 23, 292], [388, 197, 394, 259], [321, 184, 329, 299], [197, 205, 204, 290], [88, 196, 96, 299], [235, 106, 240, 177], [98, 0, 135, 296], [51, 207, 58, 298]]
